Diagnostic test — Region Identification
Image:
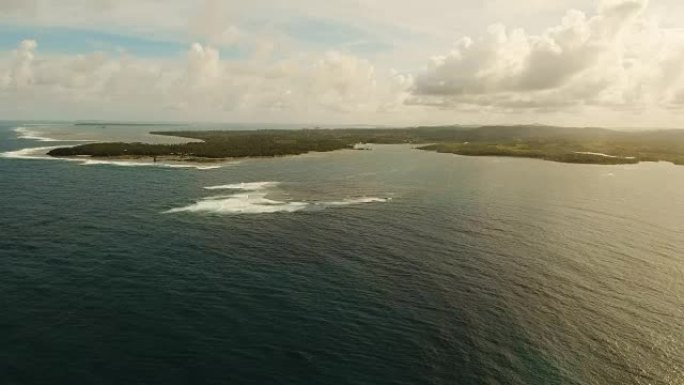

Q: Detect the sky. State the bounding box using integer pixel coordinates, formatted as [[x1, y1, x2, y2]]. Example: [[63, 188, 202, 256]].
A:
[[2, 0, 684, 127]]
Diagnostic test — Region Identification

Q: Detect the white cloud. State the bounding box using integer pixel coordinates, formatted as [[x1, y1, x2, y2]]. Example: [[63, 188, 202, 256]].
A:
[[188, 0, 243, 47], [3, 0, 684, 126], [2, 40, 38, 89], [410, 0, 684, 116], [0, 40, 411, 122]]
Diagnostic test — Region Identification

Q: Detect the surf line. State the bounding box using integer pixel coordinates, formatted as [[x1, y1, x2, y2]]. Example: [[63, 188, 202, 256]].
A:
[[3, 127, 222, 170]]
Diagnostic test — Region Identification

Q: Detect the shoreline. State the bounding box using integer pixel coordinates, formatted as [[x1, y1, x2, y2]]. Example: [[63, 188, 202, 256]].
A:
[[47, 148, 683, 167], [40, 125, 684, 167]]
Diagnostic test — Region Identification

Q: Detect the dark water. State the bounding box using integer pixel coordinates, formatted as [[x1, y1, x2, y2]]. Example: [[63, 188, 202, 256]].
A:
[[1, 122, 683, 385]]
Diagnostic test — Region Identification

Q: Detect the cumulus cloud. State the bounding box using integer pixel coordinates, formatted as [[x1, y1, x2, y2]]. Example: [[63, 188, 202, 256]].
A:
[[5, 0, 684, 126], [2, 40, 38, 89], [410, 0, 684, 113], [0, 39, 411, 121], [188, 0, 242, 47]]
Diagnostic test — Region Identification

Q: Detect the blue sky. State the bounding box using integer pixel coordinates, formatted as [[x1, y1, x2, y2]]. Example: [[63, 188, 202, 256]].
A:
[[0, 15, 401, 62], [282, 18, 396, 54], [0, 24, 187, 57]]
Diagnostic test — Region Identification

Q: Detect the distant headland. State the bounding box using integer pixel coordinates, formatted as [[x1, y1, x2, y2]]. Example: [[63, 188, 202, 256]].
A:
[[47, 125, 684, 165]]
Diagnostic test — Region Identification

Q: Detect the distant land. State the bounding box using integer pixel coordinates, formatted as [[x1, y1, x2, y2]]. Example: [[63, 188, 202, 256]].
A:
[[74, 122, 185, 127], [47, 125, 684, 165]]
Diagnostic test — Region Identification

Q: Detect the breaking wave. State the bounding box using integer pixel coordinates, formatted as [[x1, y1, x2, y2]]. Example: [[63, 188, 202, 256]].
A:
[[79, 159, 222, 170], [204, 182, 279, 190], [0, 146, 66, 160], [13, 127, 92, 142], [4, 126, 222, 170], [166, 182, 391, 215], [0, 146, 221, 170], [3, 126, 222, 170], [574, 151, 636, 160], [165, 192, 309, 214], [14, 127, 61, 142], [321, 197, 390, 206]]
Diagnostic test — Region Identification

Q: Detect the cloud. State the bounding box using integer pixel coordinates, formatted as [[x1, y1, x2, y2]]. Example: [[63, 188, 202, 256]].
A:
[[0, 0, 37, 14], [1, 40, 38, 89], [409, 0, 684, 113], [3, 0, 684, 126], [188, 0, 242, 47], [0, 39, 411, 121]]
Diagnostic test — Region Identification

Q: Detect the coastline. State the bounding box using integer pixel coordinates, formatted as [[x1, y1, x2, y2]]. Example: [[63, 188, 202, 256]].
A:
[[41, 125, 684, 167], [48, 147, 680, 167]]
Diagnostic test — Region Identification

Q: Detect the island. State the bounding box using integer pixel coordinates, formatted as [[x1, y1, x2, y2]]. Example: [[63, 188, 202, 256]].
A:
[[47, 125, 684, 165]]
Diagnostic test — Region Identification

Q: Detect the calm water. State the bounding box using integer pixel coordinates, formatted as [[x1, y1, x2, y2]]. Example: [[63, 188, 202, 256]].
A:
[[1, 122, 683, 385]]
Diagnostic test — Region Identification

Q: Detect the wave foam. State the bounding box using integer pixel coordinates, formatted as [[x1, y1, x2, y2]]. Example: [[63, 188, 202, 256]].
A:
[[13, 127, 92, 142], [14, 127, 61, 142], [166, 192, 308, 214], [574, 151, 636, 160], [0, 146, 65, 160], [204, 182, 279, 190], [79, 159, 222, 170], [1, 146, 221, 170], [320, 197, 391, 206], [166, 182, 390, 215], [5, 127, 219, 170]]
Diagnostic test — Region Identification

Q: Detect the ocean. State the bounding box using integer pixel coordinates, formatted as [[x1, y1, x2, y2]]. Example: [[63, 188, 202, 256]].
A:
[[1, 122, 683, 384]]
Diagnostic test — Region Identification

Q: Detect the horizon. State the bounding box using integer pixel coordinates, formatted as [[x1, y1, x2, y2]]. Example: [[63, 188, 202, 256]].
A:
[[2, 119, 684, 132], [3, 0, 684, 127]]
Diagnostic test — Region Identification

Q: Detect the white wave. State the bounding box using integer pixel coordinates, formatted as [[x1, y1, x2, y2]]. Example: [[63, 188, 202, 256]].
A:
[[1, 145, 221, 170], [204, 182, 279, 190], [166, 182, 390, 215], [13, 127, 61, 142], [6, 126, 220, 170], [574, 151, 636, 159], [165, 191, 308, 214], [13, 126, 91, 142], [0, 146, 65, 160], [79, 158, 222, 170], [319, 197, 391, 206], [168, 164, 223, 170]]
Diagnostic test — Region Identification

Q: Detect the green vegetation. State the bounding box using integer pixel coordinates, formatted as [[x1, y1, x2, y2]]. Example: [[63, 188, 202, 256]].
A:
[[46, 127, 467, 159], [419, 142, 641, 165], [47, 125, 684, 165]]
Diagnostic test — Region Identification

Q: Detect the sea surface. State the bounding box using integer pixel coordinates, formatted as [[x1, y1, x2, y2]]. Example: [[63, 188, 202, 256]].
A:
[[1, 121, 683, 385]]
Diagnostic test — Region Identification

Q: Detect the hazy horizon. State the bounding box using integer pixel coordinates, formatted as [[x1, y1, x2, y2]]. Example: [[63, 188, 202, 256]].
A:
[[2, 119, 684, 132]]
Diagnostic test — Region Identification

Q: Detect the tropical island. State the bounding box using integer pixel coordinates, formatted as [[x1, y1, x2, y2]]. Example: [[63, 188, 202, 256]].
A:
[[47, 125, 684, 165]]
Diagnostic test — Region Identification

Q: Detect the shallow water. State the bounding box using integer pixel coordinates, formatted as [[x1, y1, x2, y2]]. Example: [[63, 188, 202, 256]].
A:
[[1, 122, 683, 384]]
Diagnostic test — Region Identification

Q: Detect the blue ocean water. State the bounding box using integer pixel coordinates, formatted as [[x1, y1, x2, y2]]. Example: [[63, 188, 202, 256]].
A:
[[1, 122, 683, 384]]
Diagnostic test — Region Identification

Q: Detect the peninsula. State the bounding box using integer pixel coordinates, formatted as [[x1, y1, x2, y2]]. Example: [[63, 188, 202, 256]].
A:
[[47, 125, 684, 165]]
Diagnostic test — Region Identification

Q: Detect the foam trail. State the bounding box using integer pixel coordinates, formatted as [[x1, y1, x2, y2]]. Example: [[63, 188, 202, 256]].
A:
[[80, 159, 222, 170], [574, 151, 636, 159], [319, 197, 391, 206], [13, 127, 92, 142], [166, 182, 391, 215], [14, 127, 61, 142], [165, 192, 308, 214], [204, 182, 279, 190], [5, 126, 220, 170], [1, 146, 222, 170], [167, 164, 223, 170], [0, 146, 66, 160]]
